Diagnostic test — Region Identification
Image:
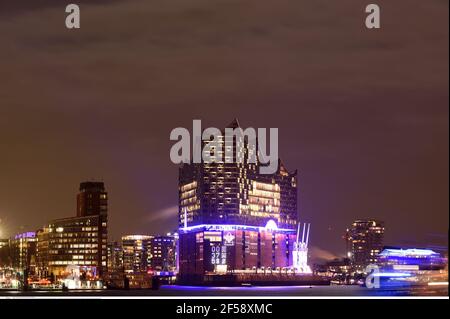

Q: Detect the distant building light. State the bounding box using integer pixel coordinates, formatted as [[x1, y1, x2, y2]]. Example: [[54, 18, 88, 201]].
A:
[[122, 235, 153, 241], [14, 232, 36, 240]]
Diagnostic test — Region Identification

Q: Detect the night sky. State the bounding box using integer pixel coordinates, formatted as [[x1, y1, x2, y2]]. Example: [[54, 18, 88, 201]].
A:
[[0, 0, 448, 260]]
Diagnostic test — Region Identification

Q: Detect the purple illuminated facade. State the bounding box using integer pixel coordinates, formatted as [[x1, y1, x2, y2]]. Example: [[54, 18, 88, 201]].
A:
[[179, 223, 297, 276], [178, 120, 299, 278], [14, 232, 36, 240]]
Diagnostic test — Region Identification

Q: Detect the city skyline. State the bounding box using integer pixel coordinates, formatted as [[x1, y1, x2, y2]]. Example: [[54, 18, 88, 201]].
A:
[[0, 121, 447, 263], [0, 0, 448, 262]]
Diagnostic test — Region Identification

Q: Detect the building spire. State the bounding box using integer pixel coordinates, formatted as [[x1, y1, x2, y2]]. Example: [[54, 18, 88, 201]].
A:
[[226, 118, 241, 129]]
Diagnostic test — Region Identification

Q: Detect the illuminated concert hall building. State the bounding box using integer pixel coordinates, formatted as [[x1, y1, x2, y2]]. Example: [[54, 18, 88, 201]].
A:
[[178, 119, 299, 277]]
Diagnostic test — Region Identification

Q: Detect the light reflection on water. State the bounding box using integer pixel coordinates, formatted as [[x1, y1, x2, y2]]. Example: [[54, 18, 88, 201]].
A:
[[0, 284, 447, 297]]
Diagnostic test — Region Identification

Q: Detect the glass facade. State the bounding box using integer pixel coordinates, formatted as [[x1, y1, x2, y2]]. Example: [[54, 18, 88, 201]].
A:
[[121, 235, 152, 274], [10, 232, 37, 275], [35, 182, 108, 281], [179, 225, 296, 275], [179, 120, 299, 277], [179, 119, 298, 230], [345, 219, 385, 271], [36, 215, 107, 280], [150, 235, 177, 271]]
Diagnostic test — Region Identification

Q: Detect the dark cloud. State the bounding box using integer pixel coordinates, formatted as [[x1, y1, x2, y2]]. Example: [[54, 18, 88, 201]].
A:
[[0, 0, 447, 255], [0, 0, 120, 16]]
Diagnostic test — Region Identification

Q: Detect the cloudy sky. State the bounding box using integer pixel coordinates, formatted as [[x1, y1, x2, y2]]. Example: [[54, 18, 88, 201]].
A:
[[0, 0, 448, 259]]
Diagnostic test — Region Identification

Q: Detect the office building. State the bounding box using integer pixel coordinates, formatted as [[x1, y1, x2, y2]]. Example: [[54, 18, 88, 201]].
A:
[[107, 241, 123, 274], [150, 234, 177, 271], [121, 235, 152, 274], [36, 182, 108, 281], [10, 232, 37, 275]]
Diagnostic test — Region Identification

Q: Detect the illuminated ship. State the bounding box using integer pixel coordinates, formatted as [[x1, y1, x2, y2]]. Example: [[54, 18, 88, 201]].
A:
[[374, 248, 448, 288], [378, 248, 447, 271]]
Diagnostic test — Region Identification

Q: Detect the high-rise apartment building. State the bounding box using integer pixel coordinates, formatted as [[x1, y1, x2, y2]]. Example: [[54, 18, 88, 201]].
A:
[[345, 219, 384, 271], [77, 182, 108, 217]]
